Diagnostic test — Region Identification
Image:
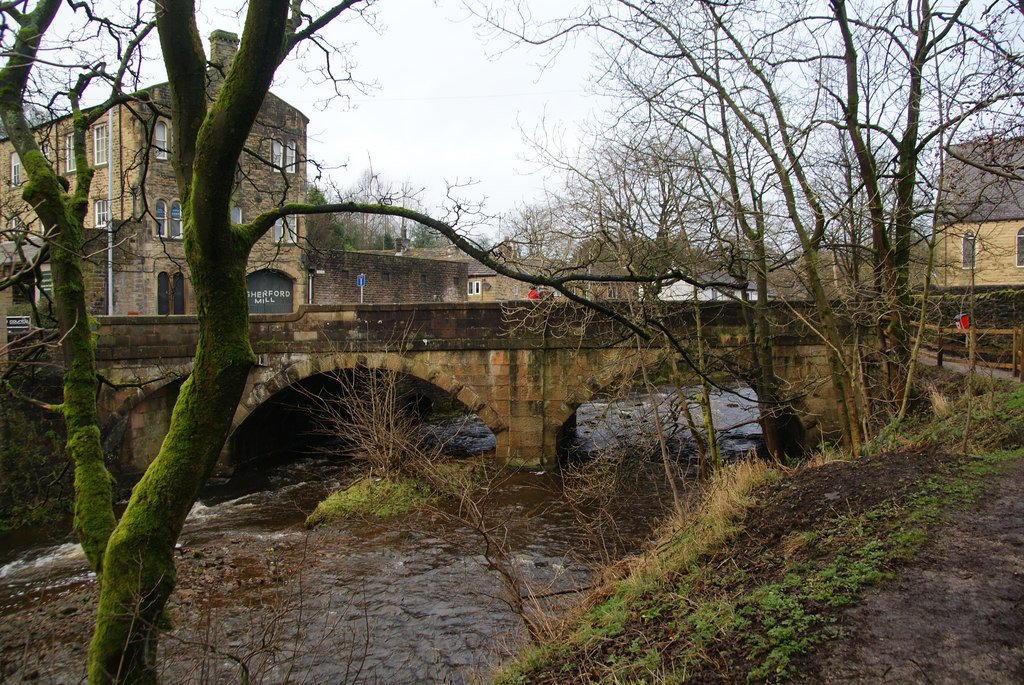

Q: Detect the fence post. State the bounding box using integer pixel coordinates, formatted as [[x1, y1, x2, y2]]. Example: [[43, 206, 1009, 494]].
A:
[[1007, 327, 1015, 376], [936, 324, 944, 367], [1018, 328, 1024, 380]]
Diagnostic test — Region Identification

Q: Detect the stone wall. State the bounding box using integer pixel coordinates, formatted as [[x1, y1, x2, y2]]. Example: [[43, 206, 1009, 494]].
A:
[[928, 287, 1024, 329], [309, 251, 468, 304]]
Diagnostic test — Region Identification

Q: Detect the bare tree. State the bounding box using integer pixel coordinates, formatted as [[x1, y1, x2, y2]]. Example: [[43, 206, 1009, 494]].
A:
[[472, 0, 1024, 452]]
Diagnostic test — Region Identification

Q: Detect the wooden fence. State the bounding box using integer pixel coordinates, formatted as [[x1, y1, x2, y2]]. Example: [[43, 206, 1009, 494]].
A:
[[914, 323, 1024, 379]]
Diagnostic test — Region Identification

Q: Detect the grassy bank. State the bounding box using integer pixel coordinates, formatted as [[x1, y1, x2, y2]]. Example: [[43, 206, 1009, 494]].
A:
[[494, 370, 1024, 683]]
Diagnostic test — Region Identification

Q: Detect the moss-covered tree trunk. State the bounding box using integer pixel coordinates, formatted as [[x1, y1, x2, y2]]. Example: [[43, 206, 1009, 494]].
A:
[[0, 0, 117, 572], [86, 258, 253, 682], [87, 1, 295, 680]]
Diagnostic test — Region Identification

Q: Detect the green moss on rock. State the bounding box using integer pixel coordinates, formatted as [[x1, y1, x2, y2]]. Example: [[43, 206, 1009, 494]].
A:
[[305, 475, 433, 527]]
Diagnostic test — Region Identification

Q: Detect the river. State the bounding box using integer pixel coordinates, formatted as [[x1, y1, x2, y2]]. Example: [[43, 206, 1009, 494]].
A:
[[0, 386, 761, 684]]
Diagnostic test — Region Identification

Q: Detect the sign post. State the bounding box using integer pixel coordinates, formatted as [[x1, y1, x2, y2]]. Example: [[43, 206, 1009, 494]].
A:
[[357, 273, 366, 303]]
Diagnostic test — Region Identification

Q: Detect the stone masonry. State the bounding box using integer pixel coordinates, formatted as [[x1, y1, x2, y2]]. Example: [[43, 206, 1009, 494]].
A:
[[309, 250, 468, 304], [94, 301, 846, 473]]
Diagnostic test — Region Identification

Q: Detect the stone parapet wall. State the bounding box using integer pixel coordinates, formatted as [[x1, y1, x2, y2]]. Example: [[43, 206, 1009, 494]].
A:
[[93, 300, 826, 364]]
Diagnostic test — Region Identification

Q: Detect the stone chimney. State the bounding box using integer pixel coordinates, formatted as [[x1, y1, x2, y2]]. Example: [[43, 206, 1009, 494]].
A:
[[208, 30, 239, 76]]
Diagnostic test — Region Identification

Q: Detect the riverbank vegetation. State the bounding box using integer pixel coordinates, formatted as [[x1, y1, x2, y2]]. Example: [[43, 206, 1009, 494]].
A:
[[0, 398, 68, 530], [0, 369, 70, 531], [492, 368, 1024, 683]]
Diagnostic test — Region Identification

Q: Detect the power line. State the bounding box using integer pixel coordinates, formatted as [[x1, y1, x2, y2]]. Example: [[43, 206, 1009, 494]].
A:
[[347, 89, 583, 104]]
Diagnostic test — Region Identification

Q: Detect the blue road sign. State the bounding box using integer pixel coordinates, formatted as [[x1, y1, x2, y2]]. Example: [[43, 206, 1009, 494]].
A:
[[357, 273, 366, 287]]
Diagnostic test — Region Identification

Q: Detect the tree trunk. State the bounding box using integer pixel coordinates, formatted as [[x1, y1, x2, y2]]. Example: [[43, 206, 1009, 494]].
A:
[[88, 2, 290, 678], [87, 249, 253, 683]]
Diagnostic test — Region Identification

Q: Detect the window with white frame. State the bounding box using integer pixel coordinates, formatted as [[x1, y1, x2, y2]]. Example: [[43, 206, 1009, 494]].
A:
[[40, 140, 50, 160], [95, 199, 110, 226], [273, 216, 295, 242], [1017, 228, 1024, 268], [10, 153, 20, 186], [154, 121, 170, 160], [155, 201, 167, 237], [93, 124, 108, 165], [170, 201, 182, 238], [961, 231, 976, 269], [467, 280, 481, 296], [285, 140, 297, 173], [231, 206, 243, 223], [64, 133, 75, 172], [271, 140, 283, 168]]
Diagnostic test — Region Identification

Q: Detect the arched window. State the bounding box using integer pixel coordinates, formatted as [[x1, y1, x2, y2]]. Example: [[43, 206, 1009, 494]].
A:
[[170, 201, 182, 238], [172, 272, 185, 314], [155, 200, 167, 237], [157, 272, 185, 315], [154, 121, 170, 160], [157, 272, 169, 315], [961, 231, 976, 269], [1017, 228, 1024, 268]]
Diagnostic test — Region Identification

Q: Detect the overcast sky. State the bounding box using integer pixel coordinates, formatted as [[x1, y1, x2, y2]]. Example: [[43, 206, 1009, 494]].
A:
[[199, 0, 603, 237]]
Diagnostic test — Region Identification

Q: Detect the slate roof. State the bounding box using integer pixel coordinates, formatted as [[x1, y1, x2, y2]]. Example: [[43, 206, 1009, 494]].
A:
[[0, 240, 41, 265], [943, 139, 1024, 223]]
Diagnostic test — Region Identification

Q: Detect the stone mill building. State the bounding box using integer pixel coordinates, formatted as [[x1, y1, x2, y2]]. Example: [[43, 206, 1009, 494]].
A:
[[0, 30, 308, 318]]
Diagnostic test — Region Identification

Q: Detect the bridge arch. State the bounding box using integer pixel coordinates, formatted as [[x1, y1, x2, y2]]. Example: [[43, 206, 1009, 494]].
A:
[[546, 346, 669, 430], [227, 351, 507, 467]]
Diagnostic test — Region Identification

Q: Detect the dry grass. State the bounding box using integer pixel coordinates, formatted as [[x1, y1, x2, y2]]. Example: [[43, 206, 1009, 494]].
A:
[[929, 383, 952, 418], [583, 456, 779, 604], [807, 445, 851, 468], [671, 457, 778, 552]]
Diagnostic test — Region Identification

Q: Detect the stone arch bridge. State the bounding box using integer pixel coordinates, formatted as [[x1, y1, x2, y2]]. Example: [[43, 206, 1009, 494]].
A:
[[94, 301, 838, 473]]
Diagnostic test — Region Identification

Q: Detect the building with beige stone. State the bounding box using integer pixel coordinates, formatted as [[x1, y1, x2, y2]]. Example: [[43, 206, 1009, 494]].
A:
[[937, 139, 1024, 288], [0, 30, 308, 318]]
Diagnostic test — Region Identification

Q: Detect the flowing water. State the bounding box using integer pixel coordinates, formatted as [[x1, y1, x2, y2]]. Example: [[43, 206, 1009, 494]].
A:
[[0, 386, 762, 684]]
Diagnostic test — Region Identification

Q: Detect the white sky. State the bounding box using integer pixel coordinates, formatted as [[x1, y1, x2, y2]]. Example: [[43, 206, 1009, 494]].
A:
[[202, 0, 603, 236]]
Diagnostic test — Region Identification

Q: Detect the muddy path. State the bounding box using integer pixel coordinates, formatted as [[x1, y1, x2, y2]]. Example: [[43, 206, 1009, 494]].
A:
[[805, 461, 1024, 683]]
